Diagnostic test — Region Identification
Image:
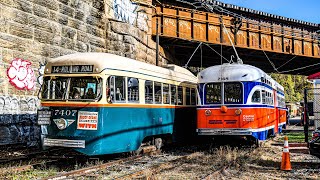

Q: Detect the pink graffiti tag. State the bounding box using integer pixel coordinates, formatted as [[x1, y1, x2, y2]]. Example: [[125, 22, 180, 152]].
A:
[[7, 58, 35, 90]]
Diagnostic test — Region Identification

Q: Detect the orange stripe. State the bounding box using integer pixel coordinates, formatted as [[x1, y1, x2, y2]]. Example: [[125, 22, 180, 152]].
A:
[[41, 102, 195, 108]]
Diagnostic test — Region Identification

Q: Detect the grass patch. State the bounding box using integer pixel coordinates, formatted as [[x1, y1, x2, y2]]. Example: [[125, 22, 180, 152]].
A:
[[282, 132, 312, 143]]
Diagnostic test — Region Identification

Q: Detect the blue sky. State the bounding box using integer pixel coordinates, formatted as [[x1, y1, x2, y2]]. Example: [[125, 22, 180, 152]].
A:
[[220, 0, 320, 23]]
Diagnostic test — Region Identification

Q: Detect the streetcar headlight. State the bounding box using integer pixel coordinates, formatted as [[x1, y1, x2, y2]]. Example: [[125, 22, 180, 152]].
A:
[[205, 109, 212, 116], [220, 105, 228, 113], [235, 109, 242, 116], [54, 118, 68, 130]]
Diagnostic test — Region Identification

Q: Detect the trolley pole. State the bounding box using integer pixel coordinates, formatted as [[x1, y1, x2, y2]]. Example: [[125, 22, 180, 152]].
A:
[[156, 18, 159, 66], [304, 88, 309, 143]]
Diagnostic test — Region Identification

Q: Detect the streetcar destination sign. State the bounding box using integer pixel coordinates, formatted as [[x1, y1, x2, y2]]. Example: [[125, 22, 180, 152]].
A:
[[52, 65, 94, 73]]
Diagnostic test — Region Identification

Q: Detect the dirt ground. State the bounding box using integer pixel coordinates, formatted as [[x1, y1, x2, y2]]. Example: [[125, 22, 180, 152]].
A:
[[154, 135, 320, 180], [1, 133, 319, 179]]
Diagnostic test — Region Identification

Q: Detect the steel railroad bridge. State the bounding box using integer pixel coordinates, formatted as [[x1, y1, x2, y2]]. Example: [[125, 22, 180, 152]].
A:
[[150, 0, 320, 75]]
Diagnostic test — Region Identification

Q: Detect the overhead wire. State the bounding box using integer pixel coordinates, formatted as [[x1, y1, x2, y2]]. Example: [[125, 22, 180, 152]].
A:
[[198, 0, 280, 72], [276, 56, 297, 71], [151, 0, 320, 75], [184, 42, 203, 68], [173, 0, 320, 74], [156, 22, 231, 64], [278, 62, 320, 74]]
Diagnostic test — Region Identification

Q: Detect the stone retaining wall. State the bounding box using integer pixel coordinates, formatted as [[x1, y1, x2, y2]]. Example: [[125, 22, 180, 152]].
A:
[[0, 0, 172, 146]]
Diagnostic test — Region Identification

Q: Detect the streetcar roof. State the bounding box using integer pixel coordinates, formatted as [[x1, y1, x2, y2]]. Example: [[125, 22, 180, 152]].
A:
[[198, 63, 283, 90], [45, 53, 197, 83]]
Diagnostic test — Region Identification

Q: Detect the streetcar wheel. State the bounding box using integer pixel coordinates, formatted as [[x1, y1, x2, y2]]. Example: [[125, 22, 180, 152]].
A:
[[255, 139, 260, 147], [154, 138, 163, 150], [132, 144, 143, 155]]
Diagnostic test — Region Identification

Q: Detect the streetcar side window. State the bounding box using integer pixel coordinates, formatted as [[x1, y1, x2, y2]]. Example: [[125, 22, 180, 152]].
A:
[[163, 83, 170, 104], [177, 86, 183, 105], [191, 88, 196, 105], [108, 76, 115, 101], [251, 90, 261, 103], [224, 82, 243, 104], [205, 83, 221, 104], [145, 80, 154, 104], [171, 85, 177, 105], [128, 77, 139, 103], [115, 76, 126, 102], [154, 82, 162, 104], [262, 90, 266, 104], [186, 87, 191, 105]]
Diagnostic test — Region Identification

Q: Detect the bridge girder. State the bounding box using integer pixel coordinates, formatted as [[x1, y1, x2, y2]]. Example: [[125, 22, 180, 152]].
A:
[[152, 0, 320, 75]]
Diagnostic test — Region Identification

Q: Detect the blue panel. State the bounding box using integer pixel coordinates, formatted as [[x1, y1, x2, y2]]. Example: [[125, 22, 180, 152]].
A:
[[46, 106, 194, 155], [252, 129, 268, 141], [279, 125, 283, 133]]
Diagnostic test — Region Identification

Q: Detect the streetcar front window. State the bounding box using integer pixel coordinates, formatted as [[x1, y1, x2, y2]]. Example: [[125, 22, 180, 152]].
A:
[[42, 77, 68, 100], [68, 77, 102, 101], [224, 82, 243, 104], [205, 83, 221, 104], [41, 76, 102, 101]]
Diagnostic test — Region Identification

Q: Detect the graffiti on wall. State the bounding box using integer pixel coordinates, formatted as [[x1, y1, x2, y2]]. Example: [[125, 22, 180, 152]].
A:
[[113, 0, 149, 32], [0, 96, 38, 114], [37, 62, 46, 86], [114, 0, 138, 24], [7, 58, 35, 90]]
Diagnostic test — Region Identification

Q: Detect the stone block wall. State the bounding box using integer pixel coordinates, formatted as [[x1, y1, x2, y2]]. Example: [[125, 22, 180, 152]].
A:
[[0, 0, 173, 146], [0, 0, 106, 146]]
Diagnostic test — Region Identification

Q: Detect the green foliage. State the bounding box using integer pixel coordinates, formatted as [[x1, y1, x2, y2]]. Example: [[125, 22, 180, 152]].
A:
[[270, 73, 313, 102], [282, 132, 312, 143]]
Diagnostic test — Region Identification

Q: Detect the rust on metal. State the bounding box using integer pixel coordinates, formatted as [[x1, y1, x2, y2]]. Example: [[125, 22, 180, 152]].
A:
[[152, 4, 320, 58]]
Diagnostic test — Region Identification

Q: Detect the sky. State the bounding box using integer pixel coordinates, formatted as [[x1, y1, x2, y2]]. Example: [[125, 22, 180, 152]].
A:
[[220, 0, 320, 24]]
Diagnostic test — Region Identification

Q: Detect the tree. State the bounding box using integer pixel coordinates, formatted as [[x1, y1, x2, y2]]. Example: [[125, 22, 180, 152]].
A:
[[270, 73, 312, 103]]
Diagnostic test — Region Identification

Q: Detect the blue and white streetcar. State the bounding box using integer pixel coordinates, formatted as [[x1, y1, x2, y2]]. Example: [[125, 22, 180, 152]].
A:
[[38, 53, 197, 155]]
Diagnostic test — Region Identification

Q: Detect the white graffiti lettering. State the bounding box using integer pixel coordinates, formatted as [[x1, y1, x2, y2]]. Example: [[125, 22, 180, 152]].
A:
[[113, 0, 149, 32], [0, 96, 39, 114]]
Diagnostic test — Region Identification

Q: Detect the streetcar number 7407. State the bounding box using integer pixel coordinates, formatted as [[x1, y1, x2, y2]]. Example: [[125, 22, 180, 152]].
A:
[[54, 110, 77, 117]]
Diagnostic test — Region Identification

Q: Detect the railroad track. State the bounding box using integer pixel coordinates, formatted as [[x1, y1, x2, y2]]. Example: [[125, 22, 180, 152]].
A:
[[53, 149, 241, 180], [1, 138, 295, 179], [0, 148, 74, 164], [43, 155, 144, 180], [45, 152, 202, 180]]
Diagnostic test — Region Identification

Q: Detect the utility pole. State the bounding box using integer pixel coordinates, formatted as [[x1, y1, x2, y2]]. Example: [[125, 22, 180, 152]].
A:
[[156, 18, 159, 66]]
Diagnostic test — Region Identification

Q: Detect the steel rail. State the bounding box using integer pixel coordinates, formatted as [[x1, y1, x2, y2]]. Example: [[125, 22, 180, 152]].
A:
[[0, 148, 67, 164], [43, 155, 144, 180], [114, 152, 199, 179]]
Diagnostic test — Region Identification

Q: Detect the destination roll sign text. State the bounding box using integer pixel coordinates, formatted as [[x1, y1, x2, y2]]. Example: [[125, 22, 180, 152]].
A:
[[52, 65, 94, 73]]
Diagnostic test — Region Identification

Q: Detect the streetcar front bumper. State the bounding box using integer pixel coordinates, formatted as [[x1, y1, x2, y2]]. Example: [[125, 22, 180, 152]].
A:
[[43, 138, 85, 148], [196, 128, 252, 136]]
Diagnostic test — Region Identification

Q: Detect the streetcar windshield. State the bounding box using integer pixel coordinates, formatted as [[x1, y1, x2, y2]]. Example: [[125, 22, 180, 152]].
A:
[[41, 76, 102, 101], [205, 82, 243, 104]]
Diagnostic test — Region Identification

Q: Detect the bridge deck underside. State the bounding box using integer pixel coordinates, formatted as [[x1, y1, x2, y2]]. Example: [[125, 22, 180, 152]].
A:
[[153, 4, 320, 75], [159, 37, 320, 75]]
